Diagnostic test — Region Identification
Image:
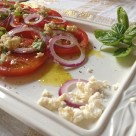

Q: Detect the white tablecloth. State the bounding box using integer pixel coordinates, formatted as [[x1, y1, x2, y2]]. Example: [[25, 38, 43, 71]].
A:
[[0, 0, 136, 136]]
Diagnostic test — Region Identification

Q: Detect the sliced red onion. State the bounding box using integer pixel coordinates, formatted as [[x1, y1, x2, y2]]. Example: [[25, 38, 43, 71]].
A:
[[8, 25, 48, 43], [45, 15, 66, 24], [13, 47, 36, 54], [49, 35, 86, 67], [24, 13, 44, 25], [53, 30, 78, 48], [0, 8, 11, 26], [9, 15, 24, 27], [8, 25, 49, 53], [59, 79, 88, 108], [0, 8, 10, 15]]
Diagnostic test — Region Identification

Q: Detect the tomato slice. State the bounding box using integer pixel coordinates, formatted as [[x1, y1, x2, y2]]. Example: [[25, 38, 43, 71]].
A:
[[0, 17, 10, 28], [0, 1, 14, 8], [0, 4, 11, 29], [48, 10, 62, 17], [0, 26, 47, 76], [54, 27, 89, 55], [0, 1, 89, 76], [0, 1, 62, 29], [33, 8, 62, 17], [0, 53, 47, 76], [29, 9, 62, 28]]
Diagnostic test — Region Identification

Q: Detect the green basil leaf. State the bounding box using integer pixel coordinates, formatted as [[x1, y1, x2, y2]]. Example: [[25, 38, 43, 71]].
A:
[[123, 25, 136, 44], [0, 27, 7, 37], [94, 30, 122, 46], [0, 12, 8, 20], [32, 39, 44, 51], [1, 47, 8, 54], [14, 11, 22, 16], [113, 47, 132, 57], [112, 23, 126, 35], [124, 25, 136, 38], [0, 27, 6, 33], [117, 7, 129, 30]]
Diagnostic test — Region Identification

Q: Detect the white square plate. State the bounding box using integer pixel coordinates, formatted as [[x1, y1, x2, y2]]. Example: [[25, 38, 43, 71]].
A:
[[0, 17, 136, 136]]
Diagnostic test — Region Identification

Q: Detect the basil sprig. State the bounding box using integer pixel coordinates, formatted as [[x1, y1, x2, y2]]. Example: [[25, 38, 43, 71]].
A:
[[0, 27, 7, 37], [32, 39, 44, 51], [94, 7, 135, 57]]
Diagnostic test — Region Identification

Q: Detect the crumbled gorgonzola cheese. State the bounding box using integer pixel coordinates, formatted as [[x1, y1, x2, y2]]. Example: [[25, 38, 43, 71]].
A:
[[42, 88, 52, 97], [0, 34, 21, 50], [37, 93, 66, 111], [35, 52, 44, 58], [68, 76, 109, 104], [59, 92, 104, 123], [59, 106, 83, 123], [38, 76, 114, 124], [14, 2, 22, 13], [38, 6, 50, 16], [44, 21, 56, 34], [66, 25, 77, 32], [10, 59, 17, 65]]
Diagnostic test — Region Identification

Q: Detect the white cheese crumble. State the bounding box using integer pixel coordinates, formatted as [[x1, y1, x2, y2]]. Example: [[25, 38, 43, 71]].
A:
[[59, 92, 104, 123], [38, 6, 50, 16], [111, 82, 119, 91], [44, 21, 56, 34], [37, 94, 66, 111], [38, 76, 115, 124], [66, 25, 77, 32], [0, 34, 21, 50], [0, 34, 21, 63], [10, 59, 17, 65], [14, 2, 22, 13], [42, 89, 52, 97], [35, 52, 44, 58]]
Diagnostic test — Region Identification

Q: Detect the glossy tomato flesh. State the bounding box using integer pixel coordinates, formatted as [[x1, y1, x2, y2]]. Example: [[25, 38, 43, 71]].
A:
[[0, 27, 47, 76], [54, 27, 89, 55], [0, 53, 47, 76]]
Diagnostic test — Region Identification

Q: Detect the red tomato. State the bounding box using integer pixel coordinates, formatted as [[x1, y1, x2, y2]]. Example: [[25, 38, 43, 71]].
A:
[[29, 9, 62, 28], [19, 38, 34, 48], [0, 17, 10, 28], [0, 1, 89, 77], [54, 27, 89, 55], [10, 15, 24, 28], [48, 10, 62, 17], [0, 53, 47, 76], [0, 2, 12, 29], [0, 1, 14, 8], [0, 27, 47, 76], [33, 8, 62, 17]]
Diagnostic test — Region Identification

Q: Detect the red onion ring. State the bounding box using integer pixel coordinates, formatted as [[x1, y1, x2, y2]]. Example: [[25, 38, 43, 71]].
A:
[[45, 15, 66, 24], [12, 47, 36, 54], [49, 35, 86, 67], [8, 25, 46, 43], [0, 8, 10, 15], [59, 79, 88, 108], [0, 8, 11, 26], [9, 15, 24, 27], [8, 25, 49, 53], [24, 13, 44, 25], [53, 30, 78, 48]]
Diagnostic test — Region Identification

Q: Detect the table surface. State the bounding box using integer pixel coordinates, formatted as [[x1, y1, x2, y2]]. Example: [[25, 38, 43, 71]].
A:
[[0, 0, 136, 136]]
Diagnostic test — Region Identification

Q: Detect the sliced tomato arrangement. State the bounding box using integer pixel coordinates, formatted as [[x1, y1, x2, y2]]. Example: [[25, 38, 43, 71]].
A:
[[0, 1, 90, 76], [54, 27, 89, 55], [0, 53, 47, 76]]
